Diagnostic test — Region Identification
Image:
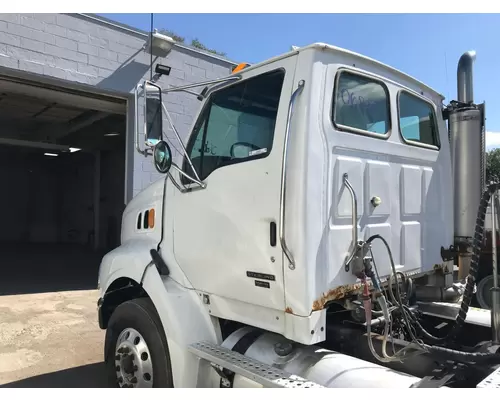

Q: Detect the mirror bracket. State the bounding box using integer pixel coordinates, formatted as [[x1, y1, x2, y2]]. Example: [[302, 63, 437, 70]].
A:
[[135, 80, 207, 193], [160, 102, 205, 189], [152, 140, 206, 194]]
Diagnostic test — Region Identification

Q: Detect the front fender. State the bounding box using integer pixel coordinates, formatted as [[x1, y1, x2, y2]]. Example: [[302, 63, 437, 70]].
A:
[[98, 238, 159, 295], [99, 239, 221, 388], [141, 263, 221, 388]]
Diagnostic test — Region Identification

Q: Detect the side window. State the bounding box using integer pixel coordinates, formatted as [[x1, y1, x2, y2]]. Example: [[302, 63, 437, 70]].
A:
[[182, 69, 285, 183], [333, 71, 390, 136], [398, 91, 439, 148]]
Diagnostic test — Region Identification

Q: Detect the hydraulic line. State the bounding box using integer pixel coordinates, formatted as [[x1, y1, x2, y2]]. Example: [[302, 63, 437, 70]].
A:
[[417, 342, 500, 364], [366, 184, 500, 363], [363, 279, 424, 363], [413, 182, 499, 343], [366, 234, 420, 345], [449, 183, 498, 340]]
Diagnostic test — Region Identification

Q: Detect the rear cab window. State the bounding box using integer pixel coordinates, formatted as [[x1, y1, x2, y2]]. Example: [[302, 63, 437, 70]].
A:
[[331, 68, 441, 150], [398, 90, 440, 149], [332, 70, 391, 137]]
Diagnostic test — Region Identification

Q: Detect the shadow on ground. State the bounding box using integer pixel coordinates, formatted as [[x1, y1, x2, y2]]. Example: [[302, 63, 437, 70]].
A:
[[0, 243, 107, 296], [0, 362, 107, 388]]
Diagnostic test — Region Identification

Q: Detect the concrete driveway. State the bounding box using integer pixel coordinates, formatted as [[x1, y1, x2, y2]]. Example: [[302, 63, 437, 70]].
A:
[[0, 289, 108, 388]]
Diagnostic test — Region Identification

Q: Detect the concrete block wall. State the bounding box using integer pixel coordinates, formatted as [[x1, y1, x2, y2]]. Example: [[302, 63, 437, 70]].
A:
[[0, 13, 236, 201]]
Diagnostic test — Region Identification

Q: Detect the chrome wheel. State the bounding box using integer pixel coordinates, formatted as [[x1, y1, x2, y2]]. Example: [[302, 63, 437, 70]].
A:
[[115, 327, 153, 388]]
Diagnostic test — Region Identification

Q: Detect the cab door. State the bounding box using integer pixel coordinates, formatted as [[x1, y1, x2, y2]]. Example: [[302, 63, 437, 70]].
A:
[[170, 56, 298, 322]]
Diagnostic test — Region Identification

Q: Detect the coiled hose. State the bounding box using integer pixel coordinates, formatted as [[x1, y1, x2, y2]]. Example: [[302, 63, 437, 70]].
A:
[[416, 182, 499, 344], [452, 183, 499, 337], [367, 183, 500, 363]]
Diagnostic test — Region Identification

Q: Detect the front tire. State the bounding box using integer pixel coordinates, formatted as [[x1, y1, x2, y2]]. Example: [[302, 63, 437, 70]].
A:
[[104, 298, 173, 388]]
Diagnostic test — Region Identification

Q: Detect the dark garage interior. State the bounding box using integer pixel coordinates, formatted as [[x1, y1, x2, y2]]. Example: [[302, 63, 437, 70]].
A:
[[0, 78, 127, 296]]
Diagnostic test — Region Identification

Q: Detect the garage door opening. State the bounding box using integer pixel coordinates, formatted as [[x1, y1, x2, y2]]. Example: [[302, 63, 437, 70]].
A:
[[0, 79, 127, 296]]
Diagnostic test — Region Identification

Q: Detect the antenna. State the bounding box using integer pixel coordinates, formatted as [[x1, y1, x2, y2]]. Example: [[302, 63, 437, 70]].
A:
[[150, 13, 154, 81], [444, 51, 450, 101]]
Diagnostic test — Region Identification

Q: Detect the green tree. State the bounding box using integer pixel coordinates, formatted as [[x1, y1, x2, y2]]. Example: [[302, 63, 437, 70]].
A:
[[158, 28, 185, 43], [157, 29, 227, 57], [190, 38, 227, 57], [486, 148, 500, 183]]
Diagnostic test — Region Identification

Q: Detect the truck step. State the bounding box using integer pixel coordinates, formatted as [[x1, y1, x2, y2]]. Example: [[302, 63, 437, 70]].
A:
[[477, 364, 500, 388], [188, 341, 324, 388]]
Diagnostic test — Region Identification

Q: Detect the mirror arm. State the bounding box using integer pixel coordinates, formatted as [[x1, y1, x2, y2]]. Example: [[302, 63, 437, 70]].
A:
[[161, 102, 204, 184], [163, 75, 241, 94], [203, 79, 242, 98], [167, 171, 205, 193], [170, 163, 206, 188], [178, 88, 201, 97], [138, 78, 208, 191], [167, 171, 185, 192]]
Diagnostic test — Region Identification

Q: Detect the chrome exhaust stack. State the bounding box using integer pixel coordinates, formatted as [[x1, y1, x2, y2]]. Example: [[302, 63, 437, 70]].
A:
[[446, 51, 499, 344], [457, 50, 476, 103], [446, 50, 485, 280]]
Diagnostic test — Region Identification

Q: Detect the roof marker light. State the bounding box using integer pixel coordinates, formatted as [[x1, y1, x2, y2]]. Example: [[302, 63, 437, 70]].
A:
[[232, 63, 249, 74]]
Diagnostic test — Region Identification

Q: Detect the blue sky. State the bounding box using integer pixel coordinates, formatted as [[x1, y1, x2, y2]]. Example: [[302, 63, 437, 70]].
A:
[[101, 13, 500, 148]]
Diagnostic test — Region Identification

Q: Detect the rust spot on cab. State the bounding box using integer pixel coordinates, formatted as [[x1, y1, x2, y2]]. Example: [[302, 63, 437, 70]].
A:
[[312, 282, 368, 311], [285, 307, 293, 314]]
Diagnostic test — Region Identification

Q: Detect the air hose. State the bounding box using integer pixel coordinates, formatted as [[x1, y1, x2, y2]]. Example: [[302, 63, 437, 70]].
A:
[[438, 182, 499, 342], [366, 234, 417, 343], [366, 184, 500, 363], [419, 342, 500, 363], [373, 183, 499, 344]]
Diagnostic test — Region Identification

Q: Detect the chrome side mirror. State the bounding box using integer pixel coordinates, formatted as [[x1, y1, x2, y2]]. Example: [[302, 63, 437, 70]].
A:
[[144, 81, 163, 146], [153, 141, 173, 174]]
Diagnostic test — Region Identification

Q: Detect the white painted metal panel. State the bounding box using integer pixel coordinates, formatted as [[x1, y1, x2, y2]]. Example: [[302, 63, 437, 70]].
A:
[[170, 56, 299, 325], [282, 47, 453, 320]]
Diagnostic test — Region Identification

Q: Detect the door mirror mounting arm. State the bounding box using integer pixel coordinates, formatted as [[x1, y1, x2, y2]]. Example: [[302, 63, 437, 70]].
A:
[[153, 142, 206, 190], [136, 79, 207, 191]]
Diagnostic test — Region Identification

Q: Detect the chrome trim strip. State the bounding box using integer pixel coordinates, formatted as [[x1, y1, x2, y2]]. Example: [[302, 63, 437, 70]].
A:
[[279, 80, 305, 270], [343, 173, 359, 269]]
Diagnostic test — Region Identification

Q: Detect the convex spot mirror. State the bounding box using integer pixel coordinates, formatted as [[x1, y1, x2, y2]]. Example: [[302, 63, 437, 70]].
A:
[[153, 140, 173, 174], [144, 81, 163, 146]]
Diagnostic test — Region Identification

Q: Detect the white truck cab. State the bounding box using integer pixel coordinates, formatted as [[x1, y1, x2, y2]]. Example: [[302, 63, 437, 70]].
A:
[[96, 43, 499, 389]]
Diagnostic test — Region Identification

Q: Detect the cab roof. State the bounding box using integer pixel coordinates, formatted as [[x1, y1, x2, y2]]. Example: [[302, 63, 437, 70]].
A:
[[238, 42, 445, 102]]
